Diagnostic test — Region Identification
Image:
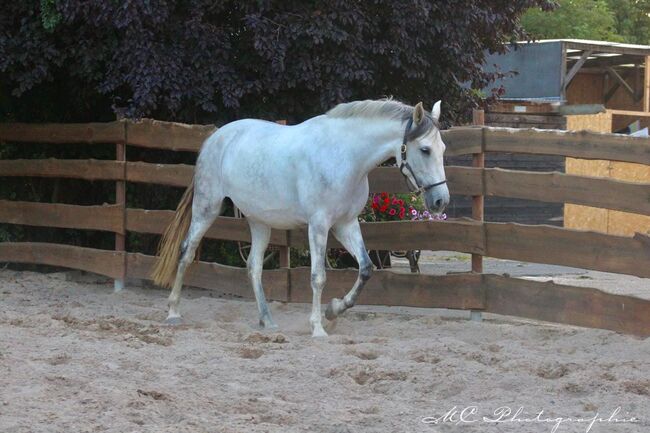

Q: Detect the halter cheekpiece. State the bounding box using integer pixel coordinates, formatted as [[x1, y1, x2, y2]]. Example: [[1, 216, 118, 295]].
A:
[[398, 117, 447, 195]]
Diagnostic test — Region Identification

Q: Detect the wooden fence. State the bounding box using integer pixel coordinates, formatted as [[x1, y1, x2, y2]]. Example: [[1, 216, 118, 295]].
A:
[[1, 120, 650, 336]]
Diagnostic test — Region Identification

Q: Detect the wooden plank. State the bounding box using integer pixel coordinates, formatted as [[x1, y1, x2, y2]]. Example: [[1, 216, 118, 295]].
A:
[[486, 113, 564, 124], [126, 162, 193, 187], [114, 140, 126, 285], [471, 110, 485, 275], [607, 109, 650, 117], [0, 200, 124, 233], [564, 50, 592, 90], [125, 209, 288, 246], [124, 163, 480, 196], [485, 274, 650, 336], [485, 168, 650, 215], [0, 242, 124, 279], [485, 223, 650, 278], [440, 127, 482, 156], [484, 127, 650, 165], [368, 166, 481, 195], [0, 121, 124, 143], [126, 253, 288, 301], [0, 159, 124, 180], [645, 56, 650, 112], [564, 40, 650, 57], [606, 66, 635, 97], [447, 166, 483, 196], [288, 267, 485, 309], [289, 219, 485, 254], [126, 119, 215, 151]]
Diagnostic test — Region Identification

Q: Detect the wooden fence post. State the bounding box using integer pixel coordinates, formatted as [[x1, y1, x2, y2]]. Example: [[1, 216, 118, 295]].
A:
[[114, 120, 126, 292], [470, 109, 485, 322]]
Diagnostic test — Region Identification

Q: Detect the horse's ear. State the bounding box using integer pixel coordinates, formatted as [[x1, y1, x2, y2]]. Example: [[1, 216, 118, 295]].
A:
[[432, 100, 441, 121], [413, 102, 425, 124]]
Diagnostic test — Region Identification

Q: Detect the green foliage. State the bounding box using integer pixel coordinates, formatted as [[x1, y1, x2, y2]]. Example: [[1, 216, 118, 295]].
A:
[[608, 0, 650, 44], [522, 0, 622, 41], [522, 0, 650, 44], [40, 0, 61, 32]]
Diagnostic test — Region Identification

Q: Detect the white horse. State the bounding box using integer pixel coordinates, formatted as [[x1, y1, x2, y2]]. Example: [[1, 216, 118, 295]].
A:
[[152, 99, 449, 337]]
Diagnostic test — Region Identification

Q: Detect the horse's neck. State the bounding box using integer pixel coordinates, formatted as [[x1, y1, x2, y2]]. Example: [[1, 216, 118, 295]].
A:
[[332, 117, 403, 176]]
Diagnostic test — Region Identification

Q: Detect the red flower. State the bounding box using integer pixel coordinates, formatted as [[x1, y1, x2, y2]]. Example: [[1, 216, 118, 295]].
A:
[[397, 199, 404, 206], [383, 198, 389, 204], [371, 202, 379, 209], [399, 207, 405, 219], [380, 205, 388, 212]]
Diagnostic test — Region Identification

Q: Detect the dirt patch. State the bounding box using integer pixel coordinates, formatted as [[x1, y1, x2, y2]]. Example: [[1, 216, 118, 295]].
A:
[[1, 270, 649, 432]]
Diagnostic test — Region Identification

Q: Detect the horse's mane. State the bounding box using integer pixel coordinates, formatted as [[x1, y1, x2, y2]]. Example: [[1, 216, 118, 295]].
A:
[[326, 98, 439, 140]]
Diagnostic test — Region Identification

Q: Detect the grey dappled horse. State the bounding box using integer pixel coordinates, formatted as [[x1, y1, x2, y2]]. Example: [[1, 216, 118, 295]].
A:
[[152, 99, 449, 337]]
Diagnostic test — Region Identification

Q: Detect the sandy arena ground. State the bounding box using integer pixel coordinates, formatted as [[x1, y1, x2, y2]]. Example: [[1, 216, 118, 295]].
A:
[[1, 264, 649, 433]]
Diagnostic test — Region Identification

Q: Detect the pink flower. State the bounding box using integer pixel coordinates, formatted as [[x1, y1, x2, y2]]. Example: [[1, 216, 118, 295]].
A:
[[389, 208, 397, 216]]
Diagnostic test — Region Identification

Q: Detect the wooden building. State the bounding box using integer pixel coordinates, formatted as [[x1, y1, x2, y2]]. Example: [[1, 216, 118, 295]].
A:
[[479, 39, 650, 236]]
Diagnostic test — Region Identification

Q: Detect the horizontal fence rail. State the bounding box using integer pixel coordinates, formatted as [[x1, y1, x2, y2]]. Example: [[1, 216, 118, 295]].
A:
[[0, 200, 124, 233], [1, 120, 650, 336]]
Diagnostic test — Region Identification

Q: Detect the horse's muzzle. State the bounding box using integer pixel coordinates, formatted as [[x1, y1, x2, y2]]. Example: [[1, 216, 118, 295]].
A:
[[424, 184, 450, 214]]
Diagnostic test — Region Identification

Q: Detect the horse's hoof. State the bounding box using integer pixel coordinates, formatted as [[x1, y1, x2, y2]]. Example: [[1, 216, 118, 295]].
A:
[[312, 328, 328, 338], [164, 316, 183, 326], [259, 318, 279, 330], [325, 298, 345, 321]]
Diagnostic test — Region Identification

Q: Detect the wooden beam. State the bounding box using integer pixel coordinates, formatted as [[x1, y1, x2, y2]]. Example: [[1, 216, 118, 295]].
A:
[[603, 70, 633, 103], [606, 67, 635, 97], [126, 119, 216, 151], [0, 121, 124, 143], [440, 127, 483, 156], [564, 50, 592, 91], [0, 200, 125, 233], [288, 219, 486, 254], [125, 209, 289, 246], [645, 56, 650, 112], [485, 274, 650, 336], [484, 127, 650, 165], [0, 242, 124, 279], [485, 223, 650, 279], [471, 110, 485, 276], [124, 161, 482, 196], [0, 159, 123, 180], [484, 167, 650, 215]]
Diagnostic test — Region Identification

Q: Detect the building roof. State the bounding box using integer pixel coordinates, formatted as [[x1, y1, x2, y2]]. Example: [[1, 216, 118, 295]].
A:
[[520, 39, 650, 57]]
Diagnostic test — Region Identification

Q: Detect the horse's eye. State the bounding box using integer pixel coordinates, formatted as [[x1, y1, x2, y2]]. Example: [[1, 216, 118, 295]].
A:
[[420, 147, 431, 155]]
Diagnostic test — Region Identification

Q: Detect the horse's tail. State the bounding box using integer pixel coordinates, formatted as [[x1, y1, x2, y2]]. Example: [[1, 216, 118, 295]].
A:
[[151, 179, 195, 288]]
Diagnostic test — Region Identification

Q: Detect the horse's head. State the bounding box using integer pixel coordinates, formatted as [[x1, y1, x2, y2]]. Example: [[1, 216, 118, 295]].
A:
[[396, 101, 450, 214]]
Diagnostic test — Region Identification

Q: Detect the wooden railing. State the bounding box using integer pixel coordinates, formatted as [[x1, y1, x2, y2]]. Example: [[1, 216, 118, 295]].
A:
[[1, 119, 650, 336]]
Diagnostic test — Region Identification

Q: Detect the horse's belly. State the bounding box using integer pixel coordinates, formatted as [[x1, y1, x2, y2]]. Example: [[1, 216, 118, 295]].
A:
[[230, 196, 307, 230]]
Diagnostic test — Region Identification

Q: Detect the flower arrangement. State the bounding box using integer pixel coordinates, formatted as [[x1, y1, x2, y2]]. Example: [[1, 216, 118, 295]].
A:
[[361, 192, 447, 222]]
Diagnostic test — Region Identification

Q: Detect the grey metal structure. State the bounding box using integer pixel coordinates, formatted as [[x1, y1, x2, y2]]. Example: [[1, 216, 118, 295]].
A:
[[483, 39, 650, 103]]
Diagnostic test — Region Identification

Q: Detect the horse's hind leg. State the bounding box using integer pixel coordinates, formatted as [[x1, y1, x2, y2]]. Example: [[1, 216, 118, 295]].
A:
[[166, 197, 223, 324], [325, 219, 372, 320], [247, 221, 277, 329]]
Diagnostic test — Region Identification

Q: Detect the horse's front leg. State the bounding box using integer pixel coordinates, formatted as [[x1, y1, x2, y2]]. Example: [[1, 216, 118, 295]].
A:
[[308, 217, 330, 337], [325, 219, 372, 320]]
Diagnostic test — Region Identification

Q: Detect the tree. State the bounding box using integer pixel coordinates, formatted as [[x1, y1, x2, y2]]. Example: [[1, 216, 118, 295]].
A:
[[522, 0, 622, 41], [0, 1, 554, 124], [607, 0, 650, 45]]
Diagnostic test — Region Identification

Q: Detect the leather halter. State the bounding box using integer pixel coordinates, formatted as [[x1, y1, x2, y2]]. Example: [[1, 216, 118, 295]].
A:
[[399, 117, 447, 195]]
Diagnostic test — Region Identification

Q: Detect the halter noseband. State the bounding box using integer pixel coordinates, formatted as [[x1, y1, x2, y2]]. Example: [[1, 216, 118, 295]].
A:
[[399, 117, 447, 195]]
